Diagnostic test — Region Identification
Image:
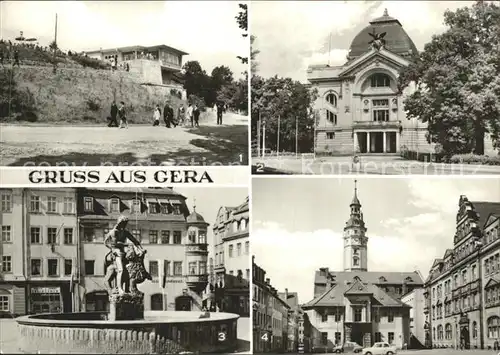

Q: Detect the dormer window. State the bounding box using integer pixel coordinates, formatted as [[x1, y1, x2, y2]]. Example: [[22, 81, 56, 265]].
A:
[[405, 277, 413, 283], [110, 198, 119, 212], [131, 199, 141, 213], [84, 197, 93, 212], [379, 276, 387, 282]]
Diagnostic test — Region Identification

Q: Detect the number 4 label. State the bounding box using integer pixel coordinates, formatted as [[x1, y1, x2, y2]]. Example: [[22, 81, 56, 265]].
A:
[[261, 333, 269, 341]]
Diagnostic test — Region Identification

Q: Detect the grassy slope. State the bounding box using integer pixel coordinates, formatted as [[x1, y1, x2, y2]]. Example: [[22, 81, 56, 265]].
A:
[[10, 66, 184, 124]]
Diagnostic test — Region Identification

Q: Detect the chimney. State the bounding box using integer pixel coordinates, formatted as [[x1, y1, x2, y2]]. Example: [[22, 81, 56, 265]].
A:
[[285, 288, 289, 300], [266, 278, 270, 285], [326, 274, 332, 288]]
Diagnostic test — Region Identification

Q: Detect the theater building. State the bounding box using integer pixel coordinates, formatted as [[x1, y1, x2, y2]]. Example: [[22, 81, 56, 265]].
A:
[[425, 196, 500, 350], [77, 187, 209, 313], [307, 9, 494, 156], [302, 182, 423, 349], [0, 188, 79, 315], [212, 197, 250, 316]]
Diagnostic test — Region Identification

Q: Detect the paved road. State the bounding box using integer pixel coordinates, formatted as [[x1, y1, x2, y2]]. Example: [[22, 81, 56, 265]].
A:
[[260, 351, 499, 355], [1, 112, 248, 166], [253, 156, 500, 175]]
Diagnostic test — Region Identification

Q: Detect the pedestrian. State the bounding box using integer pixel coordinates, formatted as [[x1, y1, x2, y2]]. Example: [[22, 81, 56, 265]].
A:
[[216, 101, 224, 125], [193, 104, 200, 127], [153, 105, 161, 126], [13, 49, 20, 67], [163, 101, 174, 128], [118, 101, 128, 128], [177, 105, 185, 126], [126, 63, 130, 72], [108, 101, 118, 127], [187, 103, 194, 127]]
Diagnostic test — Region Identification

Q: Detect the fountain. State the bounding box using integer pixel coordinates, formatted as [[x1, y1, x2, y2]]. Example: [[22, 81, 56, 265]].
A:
[[16, 216, 239, 354]]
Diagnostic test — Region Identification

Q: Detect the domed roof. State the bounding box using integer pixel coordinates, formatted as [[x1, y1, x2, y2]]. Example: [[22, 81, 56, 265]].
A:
[[347, 9, 418, 61], [187, 210, 206, 224]]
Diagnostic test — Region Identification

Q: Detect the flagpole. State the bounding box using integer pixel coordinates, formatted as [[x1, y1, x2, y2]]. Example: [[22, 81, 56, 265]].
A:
[[328, 32, 332, 67]]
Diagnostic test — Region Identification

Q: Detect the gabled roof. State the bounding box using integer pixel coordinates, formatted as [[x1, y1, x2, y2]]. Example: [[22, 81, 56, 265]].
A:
[[470, 201, 500, 230], [304, 279, 410, 309], [484, 213, 500, 229], [339, 48, 410, 77], [345, 278, 372, 295], [484, 277, 500, 289], [444, 249, 454, 258], [315, 270, 423, 286]]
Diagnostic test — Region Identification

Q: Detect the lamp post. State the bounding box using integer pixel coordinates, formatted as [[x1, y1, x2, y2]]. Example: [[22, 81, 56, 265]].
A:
[[296, 117, 299, 157]]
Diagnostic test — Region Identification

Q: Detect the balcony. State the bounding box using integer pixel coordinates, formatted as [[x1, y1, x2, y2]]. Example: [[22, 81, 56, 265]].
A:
[[186, 274, 208, 292], [185, 243, 208, 255], [353, 120, 401, 130]]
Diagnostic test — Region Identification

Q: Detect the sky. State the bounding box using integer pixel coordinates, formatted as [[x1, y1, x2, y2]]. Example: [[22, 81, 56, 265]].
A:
[[1, 1, 248, 78], [252, 177, 500, 304], [174, 186, 248, 250], [251, 0, 476, 81]]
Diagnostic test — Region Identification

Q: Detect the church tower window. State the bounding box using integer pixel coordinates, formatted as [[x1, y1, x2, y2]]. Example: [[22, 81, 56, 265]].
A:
[[326, 93, 337, 107], [353, 256, 360, 266]]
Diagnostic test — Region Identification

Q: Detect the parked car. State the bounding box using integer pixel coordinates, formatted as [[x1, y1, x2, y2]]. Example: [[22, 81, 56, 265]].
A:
[[362, 342, 397, 355], [333, 341, 364, 353]]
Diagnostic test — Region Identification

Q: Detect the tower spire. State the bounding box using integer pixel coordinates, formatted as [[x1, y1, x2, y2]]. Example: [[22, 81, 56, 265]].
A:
[[384, 8, 389, 16], [351, 179, 361, 206]]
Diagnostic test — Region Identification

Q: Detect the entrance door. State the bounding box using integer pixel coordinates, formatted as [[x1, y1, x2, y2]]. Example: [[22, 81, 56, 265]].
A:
[[388, 132, 397, 153], [372, 132, 383, 153], [175, 296, 192, 311], [350, 326, 363, 347], [357, 132, 367, 153], [460, 326, 470, 349]]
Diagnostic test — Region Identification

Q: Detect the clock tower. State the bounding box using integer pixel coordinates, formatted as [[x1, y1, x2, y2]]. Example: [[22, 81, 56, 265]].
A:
[[343, 180, 368, 271]]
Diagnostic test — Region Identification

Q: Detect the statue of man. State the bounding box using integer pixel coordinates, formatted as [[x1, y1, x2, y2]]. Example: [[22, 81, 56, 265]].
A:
[[104, 216, 143, 294]]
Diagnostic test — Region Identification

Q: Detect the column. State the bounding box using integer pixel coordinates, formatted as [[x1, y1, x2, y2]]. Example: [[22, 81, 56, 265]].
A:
[[383, 132, 387, 153], [366, 132, 370, 153], [396, 131, 400, 153]]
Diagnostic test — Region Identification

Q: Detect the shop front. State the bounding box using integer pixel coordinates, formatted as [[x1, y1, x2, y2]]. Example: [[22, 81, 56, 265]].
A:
[[29, 285, 67, 314]]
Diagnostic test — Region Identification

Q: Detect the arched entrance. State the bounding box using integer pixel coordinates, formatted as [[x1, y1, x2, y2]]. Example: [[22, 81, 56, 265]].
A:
[[151, 293, 163, 311], [175, 296, 192, 311], [85, 291, 109, 312], [460, 326, 470, 349]]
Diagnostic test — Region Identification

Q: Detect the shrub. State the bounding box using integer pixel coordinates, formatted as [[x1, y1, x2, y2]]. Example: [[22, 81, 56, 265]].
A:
[[450, 154, 500, 165], [86, 97, 101, 112]]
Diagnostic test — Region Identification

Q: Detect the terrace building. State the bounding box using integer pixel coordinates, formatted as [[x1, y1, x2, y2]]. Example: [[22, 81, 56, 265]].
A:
[[425, 196, 500, 350], [86, 44, 188, 97]]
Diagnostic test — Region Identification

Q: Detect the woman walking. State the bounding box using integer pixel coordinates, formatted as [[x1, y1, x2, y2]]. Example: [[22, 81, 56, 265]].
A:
[[193, 104, 200, 127], [153, 105, 161, 126], [118, 101, 128, 129]]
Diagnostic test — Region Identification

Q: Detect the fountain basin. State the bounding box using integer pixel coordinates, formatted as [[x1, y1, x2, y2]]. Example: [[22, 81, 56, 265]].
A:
[[16, 311, 240, 354]]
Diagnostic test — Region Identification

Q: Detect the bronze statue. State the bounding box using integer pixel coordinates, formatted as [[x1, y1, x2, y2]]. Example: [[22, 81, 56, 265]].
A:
[[104, 216, 152, 294], [369, 28, 386, 51]]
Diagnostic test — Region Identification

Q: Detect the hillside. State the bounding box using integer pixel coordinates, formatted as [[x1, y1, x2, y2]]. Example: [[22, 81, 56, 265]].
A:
[[0, 65, 185, 124]]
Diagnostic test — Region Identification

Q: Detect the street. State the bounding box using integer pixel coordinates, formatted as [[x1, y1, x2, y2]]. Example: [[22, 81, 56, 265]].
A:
[[252, 156, 500, 175], [1, 111, 248, 166]]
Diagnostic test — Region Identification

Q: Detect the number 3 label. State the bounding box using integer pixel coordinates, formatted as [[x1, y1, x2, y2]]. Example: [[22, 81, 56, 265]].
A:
[[261, 333, 269, 341], [218, 332, 226, 342]]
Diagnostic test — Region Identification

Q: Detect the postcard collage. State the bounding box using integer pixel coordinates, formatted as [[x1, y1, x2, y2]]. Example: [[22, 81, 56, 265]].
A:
[[1, 1, 500, 354]]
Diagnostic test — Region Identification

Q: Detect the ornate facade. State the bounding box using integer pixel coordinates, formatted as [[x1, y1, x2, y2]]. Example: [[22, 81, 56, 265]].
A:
[[307, 9, 494, 156], [425, 196, 500, 350], [302, 182, 424, 349]]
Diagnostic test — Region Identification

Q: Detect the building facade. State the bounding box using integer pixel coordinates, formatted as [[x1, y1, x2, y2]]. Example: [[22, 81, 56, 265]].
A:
[[78, 187, 208, 313], [307, 9, 495, 156], [86, 44, 187, 95], [253, 256, 290, 353], [0, 187, 211, 316], [0, 188, 79, 315], [279, 290, 300, 352], [401, 288, 427, 348], [302, 182, 423, 350], [212, 197, 250, 316], [425, 195, 500, 350]]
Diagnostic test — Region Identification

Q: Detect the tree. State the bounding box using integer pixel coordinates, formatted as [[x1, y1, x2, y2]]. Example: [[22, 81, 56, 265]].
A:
[[399, 1, 500, 156], [251, 75, 318, 153], [211, 65, 234, 92], [236, 3, 248, 65]]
